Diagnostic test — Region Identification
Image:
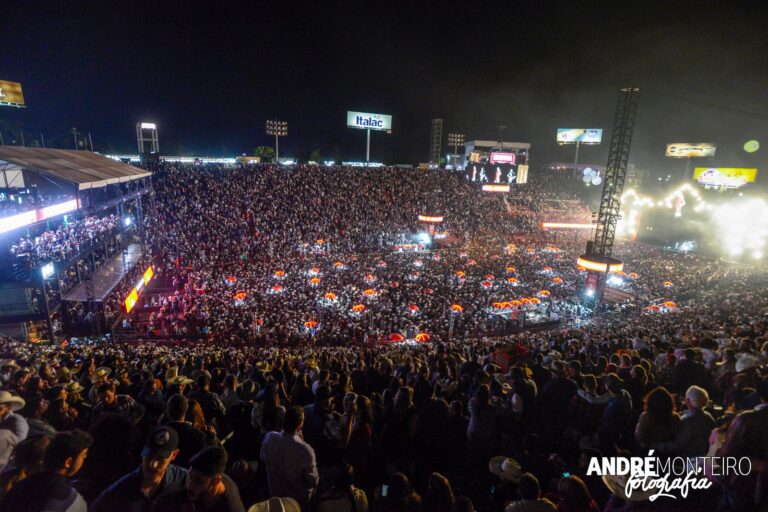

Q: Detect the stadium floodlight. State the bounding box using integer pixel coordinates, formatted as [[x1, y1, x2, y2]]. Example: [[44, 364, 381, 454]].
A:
[[266, 120, 288, 161], [447, 133, 465, 169]]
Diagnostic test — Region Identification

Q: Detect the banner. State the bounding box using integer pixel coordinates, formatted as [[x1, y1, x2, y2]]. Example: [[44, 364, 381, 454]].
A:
[[557, 129, 603, 144], [489, 152, 516, 164], [666, 143, 716, 158], [693, 167, 757, 188]]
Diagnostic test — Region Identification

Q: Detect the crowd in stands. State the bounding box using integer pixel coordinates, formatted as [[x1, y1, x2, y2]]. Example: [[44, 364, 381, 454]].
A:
[[11, 215, 119, 268], [0, 163, 765, 511]]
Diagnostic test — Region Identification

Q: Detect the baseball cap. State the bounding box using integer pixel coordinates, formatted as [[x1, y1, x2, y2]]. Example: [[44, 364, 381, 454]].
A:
[[142, 426, 179, 459]]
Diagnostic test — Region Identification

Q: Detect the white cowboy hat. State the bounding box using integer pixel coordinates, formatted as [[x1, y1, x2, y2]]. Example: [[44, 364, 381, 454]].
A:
[[602, 473, 657, 502], [248, 497, 301, 512], [0, 391, 26, 412], [489, 456, 522, 482]]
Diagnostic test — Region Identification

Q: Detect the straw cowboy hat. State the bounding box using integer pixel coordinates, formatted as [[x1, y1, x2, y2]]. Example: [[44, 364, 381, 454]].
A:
[[0, 391, 26, 412], [0, 359, 20, 370], [248, 497, 300, 512], [90, 367, 112, 383], [167, 375, 194, 387], [66, 381, 85, 394], [602, 473, 657, 503], [489, 456, 523, 482]]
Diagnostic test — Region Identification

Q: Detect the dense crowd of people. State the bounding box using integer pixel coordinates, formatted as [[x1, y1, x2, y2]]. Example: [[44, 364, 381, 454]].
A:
[[0, 162, 766, 511], [11, 215, 119, 268]]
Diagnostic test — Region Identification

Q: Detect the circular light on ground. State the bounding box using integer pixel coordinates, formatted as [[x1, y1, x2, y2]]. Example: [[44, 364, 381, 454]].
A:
[[744, 140, 760, 153]]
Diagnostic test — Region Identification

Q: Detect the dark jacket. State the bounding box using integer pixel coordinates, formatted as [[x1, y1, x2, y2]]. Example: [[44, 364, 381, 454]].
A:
[[1, 471, 86, 512], [165, 420, 209, 468], [657, 409, 715, 457], [90, 464, 187, 512]]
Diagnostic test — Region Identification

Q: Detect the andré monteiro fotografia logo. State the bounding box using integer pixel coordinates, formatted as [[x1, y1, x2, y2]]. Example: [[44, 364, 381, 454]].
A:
[[587, 450, 753, 502]]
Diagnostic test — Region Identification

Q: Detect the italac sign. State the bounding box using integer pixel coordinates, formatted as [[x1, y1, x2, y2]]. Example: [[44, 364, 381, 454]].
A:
[[346, 111, 392, 131]]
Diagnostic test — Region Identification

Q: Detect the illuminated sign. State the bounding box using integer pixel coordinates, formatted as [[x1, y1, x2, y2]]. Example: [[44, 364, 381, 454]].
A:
[[0, 81, 25, 107], [557, 129, 603, 144], [140, 122, 157, 130], [542, 222, 594, 229], [124, 289, 139, 313], [489, 152, 516, 164], [482, 184, 510, 193], [417, 215, 444, 223], [666, 143, 716, 158], [39, 199, 79, 221], [469, 152, 481, 163], [41, 263, 55, 279], [346, 111, 392, 131], [693, 167, 757, 188], [124, 265, 155, 314], [143, 266, 154, 285], [577, 256, 624, 273]]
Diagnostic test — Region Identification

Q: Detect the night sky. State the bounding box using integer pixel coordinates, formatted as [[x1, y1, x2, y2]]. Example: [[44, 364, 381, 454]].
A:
[[3, 0, 768, 175]]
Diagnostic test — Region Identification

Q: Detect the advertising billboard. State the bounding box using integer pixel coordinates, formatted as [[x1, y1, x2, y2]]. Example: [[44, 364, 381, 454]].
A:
[[666, 143, 717, 158], [489, 152, 516, 164], [693, 167, 758, 188], [482, 184, 510, 193], [0, 81, 25, 107], [346, 111, 392, 131], [557, 128, 603, 144]]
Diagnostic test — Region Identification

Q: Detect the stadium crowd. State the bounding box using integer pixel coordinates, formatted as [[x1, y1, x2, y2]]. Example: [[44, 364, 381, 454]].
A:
[[0, 163, 765, 512]]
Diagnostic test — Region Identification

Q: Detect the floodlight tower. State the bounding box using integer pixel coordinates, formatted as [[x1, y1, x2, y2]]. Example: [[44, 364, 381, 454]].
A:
[[447, 133, 465, 169], [266, 120, 288, 162], [578, 87, 640, 304], [136, 123, 159, 154]]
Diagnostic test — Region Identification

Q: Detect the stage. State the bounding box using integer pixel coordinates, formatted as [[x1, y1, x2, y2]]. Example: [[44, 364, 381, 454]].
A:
[[63, 244, 144, 302]]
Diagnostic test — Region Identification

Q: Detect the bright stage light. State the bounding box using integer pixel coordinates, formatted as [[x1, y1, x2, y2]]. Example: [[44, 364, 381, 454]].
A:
[[754, 251, 763, 259], [712, 198, 768, 259], [417, 232, 431, 244]]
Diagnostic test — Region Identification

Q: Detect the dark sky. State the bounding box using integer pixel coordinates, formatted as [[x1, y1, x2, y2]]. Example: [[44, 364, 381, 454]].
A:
[[3, 0, 768, 174]]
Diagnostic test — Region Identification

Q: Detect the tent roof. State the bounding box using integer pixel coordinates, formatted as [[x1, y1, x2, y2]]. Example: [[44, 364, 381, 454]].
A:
[[0, 147, 151, 190]]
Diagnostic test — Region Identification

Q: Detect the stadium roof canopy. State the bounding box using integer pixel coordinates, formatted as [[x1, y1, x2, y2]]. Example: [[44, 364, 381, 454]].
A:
[[0, 147, 151, 190]]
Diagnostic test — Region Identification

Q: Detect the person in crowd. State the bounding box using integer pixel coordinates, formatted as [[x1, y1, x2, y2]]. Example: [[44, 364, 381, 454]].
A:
[[260, 406, 319, 509], [0, 391, 28, 441], [422, 472, 455, 512], [504, 472, 556, 512], [372, 472, 421, 512], [90, 426, 186, 512], [316, 462, 368, 512], [155, 446, 244, 512], [634, 386, 681, 451], [653, 385, 714, 457], [556, 475, 600, 512], [165, 394, 209, 468], [1, 429, 92, 512], [92, 381, 145, 424]]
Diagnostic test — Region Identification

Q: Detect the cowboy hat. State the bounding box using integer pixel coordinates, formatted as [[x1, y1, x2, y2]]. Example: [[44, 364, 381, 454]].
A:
[[489, 456, 522, 482], [66, 381, 85, 394], [90, 367, 112, 383], [167, 375, 194, 387], [237, 379, 259, 401], [164, 366, 180, 382], [255, 361, 272, 373], [0, 391, 26, 412], [0, 359, 20, 370], [602, 473, 657, 503], [248, 497, 301, 512]]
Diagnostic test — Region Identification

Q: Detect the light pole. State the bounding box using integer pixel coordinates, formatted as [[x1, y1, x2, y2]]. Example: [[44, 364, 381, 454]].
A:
[[447, 133, 465, 169], [265, 120, 288, 162]]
